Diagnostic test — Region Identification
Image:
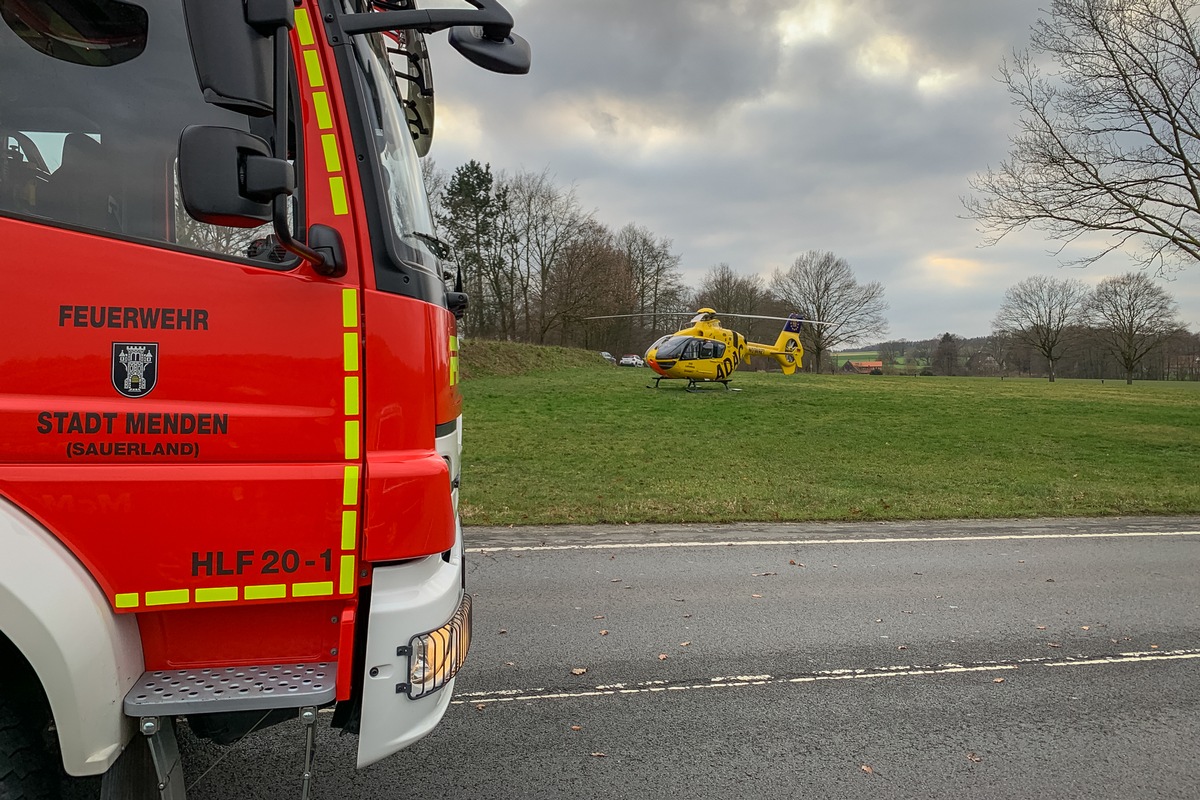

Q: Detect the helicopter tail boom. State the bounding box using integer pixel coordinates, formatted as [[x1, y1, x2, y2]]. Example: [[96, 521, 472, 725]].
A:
[[746, 315, 804, 374]]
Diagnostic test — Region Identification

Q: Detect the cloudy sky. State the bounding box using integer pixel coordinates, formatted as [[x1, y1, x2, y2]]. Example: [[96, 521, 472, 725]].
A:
[[423, 0, 1200, 343]]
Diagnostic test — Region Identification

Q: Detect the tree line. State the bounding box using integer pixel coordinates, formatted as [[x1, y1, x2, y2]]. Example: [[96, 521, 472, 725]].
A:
[[426, 160, 1199, 381], [425, 159, 889, 372], [872, 273, 1199, 383]]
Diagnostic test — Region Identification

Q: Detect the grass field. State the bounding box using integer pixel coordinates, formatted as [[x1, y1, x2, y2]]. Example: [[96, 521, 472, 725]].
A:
[[458, 341, 1200, 526]]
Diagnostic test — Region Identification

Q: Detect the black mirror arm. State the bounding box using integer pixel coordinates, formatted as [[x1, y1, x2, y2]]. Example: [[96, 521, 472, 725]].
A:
[[340, 0, 513, 39], [266, 21, 328, 272]]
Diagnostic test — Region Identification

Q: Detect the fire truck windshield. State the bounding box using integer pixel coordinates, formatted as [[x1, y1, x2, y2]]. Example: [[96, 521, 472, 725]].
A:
[[0, 0, 299, 266], [351, 29, 439, 268]]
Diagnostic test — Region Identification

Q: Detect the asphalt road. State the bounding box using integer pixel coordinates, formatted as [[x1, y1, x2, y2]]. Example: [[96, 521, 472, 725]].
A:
[[180, 517, 1200, 799]]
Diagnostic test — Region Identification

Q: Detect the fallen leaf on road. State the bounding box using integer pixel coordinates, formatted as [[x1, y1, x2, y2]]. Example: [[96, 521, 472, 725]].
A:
[[674, 598, 685, 602], [860, 765, 875, 775], [591, 752, 607, 758], [610, 579, 621, 583], [751, 594, 763, 598], [753, 572, 777, 577], [571, 668, 588, 675], [1151, 644, 1160, 649], [789, 560, 796, 565], [897, 645, 908, 651], [600, 630, 609, 636], [1036, 626, 1047, 630], [1080, 626, 1090, 630], [594, 615, 605, 620], [680, 641, 691, 647], [1018, 560, 1025, 563], [966, 752, 982, 763], [498, 629, 508, 635], [658, 654, 668, 660], [570, 725, 582, 731], [504, 661, 515, 666], [1046, 578, 1056, 583], [683, 614, 693, 619], [992, 678, 1005, 684], [875, 619, 883, 623], [913, 572, 923, 576], [476, 704, 487, 710], [1047, 642, 1061, 648]]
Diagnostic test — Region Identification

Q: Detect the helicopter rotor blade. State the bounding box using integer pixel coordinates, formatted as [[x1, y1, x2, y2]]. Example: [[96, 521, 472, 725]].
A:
[[583, 311, 695, 321], [714, 312, 839, 327]]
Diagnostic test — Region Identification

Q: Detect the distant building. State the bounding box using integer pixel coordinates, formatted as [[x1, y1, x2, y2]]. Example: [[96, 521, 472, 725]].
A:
[[842, 360, 884, 374]]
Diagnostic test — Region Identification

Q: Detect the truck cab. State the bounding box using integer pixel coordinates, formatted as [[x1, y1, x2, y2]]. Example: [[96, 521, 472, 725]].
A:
[[0, 1, 528, 796]]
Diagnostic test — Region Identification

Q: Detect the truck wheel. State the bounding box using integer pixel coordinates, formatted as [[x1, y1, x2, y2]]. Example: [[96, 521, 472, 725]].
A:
[[0, 697, 58, 800]]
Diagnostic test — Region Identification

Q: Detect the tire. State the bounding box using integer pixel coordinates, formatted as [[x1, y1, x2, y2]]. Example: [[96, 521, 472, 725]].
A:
[[0, 697, 57, 800]]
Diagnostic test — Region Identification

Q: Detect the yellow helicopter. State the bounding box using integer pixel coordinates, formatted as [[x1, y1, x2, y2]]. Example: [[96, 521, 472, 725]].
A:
[[588, 309, 827, 390]]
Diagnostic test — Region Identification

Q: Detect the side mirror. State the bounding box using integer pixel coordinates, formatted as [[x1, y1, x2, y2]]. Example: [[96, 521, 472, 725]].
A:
[[181, 0, 282, 116], [448, 26, 530, 75], [178, 126, 292, 227]]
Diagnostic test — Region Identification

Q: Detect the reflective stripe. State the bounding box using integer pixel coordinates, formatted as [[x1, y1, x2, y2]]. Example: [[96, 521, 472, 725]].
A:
[[321, 133, 342, 173], [343, 332, 359, 371], [343, 466, 360, 506], [245, 584, 286, 601], [339, 555, 355, 595], [342, 510, 357, 550], [344, 376, 360, 416], [344, 420, 360, 460], [313, 92, 333, 131], [294, 8, 314, 46], [293, 581, 334, 598], [145, 589, 189, 607], [115, 592, 138, 609], [329, 176, 349, 216], [342, 289, 357, 329], [303, 50, 324, 88], [196, 586, 238, 603]]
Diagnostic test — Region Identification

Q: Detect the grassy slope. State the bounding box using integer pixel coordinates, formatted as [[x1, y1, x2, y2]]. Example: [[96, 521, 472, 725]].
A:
[[459, 342, 1200, 525]]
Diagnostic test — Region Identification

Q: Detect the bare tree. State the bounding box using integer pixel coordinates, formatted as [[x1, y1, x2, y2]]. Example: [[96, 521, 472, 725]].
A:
[[769, 250, 889, 374], [993, 275, 1090, 381], [1085, 271, 1182, 382], [965, 0, 1200, 271], [420, 157, 449, 231]]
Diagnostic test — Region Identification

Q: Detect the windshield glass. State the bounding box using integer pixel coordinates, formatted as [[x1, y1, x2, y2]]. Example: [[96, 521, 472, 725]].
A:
[[0, 0, 297, 265], [653, 336, 693, 360], [350, 26, 436, 267]]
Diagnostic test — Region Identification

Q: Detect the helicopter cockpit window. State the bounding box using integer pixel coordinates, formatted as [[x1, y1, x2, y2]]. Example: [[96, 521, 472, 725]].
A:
[[653, 336, 691, 360], [697, 340, 716, 359]]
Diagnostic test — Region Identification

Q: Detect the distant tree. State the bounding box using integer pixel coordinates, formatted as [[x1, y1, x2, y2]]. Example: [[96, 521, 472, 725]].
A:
[[769, 250, 889, 374], [1085, 272, 1182, 383], [993, 275, 1089, 381], [931, 333, 962, 376], [439, 161, 508, 336], [965, 0, 1200, 271]]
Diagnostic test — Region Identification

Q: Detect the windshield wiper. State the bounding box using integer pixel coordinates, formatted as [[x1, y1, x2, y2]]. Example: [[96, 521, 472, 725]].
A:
[[413, 230, 452, 260]]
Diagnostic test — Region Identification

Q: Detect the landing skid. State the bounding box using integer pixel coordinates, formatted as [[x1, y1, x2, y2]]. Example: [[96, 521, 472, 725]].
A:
[[646, 376, 736, 392]]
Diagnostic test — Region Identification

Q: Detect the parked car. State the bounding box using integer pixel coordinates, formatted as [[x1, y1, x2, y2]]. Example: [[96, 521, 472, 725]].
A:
[[619, 354, 644, 367], [600, 351, 617, 365]]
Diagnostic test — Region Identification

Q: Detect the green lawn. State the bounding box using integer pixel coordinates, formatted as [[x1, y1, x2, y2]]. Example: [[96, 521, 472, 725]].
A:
[[458, 344, 1200, 526]]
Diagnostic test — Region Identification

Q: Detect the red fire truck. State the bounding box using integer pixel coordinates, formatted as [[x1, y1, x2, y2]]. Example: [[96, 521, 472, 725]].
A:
[[0, 0, 528, 796]]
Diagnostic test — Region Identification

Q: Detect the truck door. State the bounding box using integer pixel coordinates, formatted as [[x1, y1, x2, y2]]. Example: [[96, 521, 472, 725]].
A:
[[0, 0, 363, 666]]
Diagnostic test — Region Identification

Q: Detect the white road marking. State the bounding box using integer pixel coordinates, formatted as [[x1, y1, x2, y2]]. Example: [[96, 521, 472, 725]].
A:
[[453, 648, 1200, 706], [468, 530, 1200, 554]]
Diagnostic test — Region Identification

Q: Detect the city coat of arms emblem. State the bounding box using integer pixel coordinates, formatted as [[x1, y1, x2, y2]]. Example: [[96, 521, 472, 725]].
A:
[[112, 343, 158, 398]]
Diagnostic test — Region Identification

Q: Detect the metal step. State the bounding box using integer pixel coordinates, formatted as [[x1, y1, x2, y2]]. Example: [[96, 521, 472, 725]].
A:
[[123, 663, 336, 716]]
